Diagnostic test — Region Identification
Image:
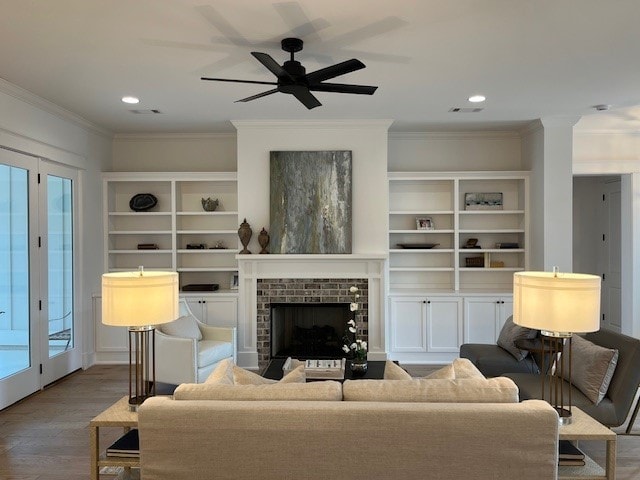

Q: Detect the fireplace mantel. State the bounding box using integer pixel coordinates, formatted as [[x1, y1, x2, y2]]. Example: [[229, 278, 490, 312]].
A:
[[236, 254, 388, 368]]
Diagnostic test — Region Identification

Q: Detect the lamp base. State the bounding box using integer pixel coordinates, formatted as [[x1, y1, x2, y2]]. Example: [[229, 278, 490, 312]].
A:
[[556, 406, 573, 425], [128, 395, 148, 412]]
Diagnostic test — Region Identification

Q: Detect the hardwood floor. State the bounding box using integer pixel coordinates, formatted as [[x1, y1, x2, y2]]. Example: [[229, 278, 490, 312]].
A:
[[0, 364, 639, 479]]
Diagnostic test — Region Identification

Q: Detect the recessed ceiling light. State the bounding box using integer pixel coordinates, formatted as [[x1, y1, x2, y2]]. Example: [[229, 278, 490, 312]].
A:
[[121, 96, 140, 104], [468, 95, 486, 103]]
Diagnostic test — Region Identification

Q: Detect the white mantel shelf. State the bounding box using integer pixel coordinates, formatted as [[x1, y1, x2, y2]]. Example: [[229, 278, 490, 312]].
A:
[[235, 253, 388, 368]]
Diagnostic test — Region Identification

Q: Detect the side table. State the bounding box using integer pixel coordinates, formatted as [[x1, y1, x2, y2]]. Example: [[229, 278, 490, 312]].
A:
[[558, 407, 616, 480], [89, 396, 139, 480]]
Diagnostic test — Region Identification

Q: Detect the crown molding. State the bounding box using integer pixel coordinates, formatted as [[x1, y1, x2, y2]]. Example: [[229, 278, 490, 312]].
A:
[[574, 129, 640, 136], [113, 132, 236, 142], [231, 119, 394, 130], [0, 77, 113, 139], [389, 131, 520, 140]]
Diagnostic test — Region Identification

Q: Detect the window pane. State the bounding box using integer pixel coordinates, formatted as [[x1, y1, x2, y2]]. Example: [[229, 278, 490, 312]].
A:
[[47, 175, 73, 358], [0, 164, 30, 378]]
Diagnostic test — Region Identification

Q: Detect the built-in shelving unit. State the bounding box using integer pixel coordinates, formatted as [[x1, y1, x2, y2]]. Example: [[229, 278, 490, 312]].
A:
[[103, 172, 239, 291], [388, 171, 529, 293]]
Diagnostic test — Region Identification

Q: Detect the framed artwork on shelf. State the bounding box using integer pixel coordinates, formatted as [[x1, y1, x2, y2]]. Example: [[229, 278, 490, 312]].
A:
[[464, 192, 503, 210], [230, 273, 239, 290], [416, 217, 434, 230]]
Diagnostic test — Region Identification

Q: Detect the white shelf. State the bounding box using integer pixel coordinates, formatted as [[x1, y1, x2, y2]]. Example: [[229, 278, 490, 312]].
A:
[[104, 172, 239, 286], [177, 230, 237, 234], [108, 211, 171, 216], [108, 230, 172, 235], [388, 171, 529, 292], [390, 229, 454, 234], [390, 210, 454, 215], [108, 250, 172, 254], [177, 267, 238, 272], [177, 249, 239, 254], [390, 249, 454, 253], [177, 211, 238, 216], [459, 210, 524, 215]]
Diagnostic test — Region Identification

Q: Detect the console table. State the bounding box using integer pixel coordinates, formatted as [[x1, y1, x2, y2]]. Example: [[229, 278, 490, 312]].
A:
[[558, 407, 616, 480]]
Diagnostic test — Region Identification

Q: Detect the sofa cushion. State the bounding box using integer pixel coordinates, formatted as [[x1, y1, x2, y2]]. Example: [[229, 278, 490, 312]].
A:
[[233, 364, 306, 385], [497, 316, 538, 361], [343, 377, 519, 403], [197, 340, 234, 368], [561, 335, 619, 405], [451, 358, 485, 379], [383, 361, 412, 380], [204, 357, 234, 384], [174, 381, 343, 401], [159, 315, 202, 341]]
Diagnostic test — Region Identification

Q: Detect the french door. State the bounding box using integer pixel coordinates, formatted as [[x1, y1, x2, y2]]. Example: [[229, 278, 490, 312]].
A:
[[0, 147, 80, 409]]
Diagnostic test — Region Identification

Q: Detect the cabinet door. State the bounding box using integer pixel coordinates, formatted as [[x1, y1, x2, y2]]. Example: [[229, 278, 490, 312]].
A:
[[202, 297, 238, 328], [497, 298, 513, 332], [463, 297, 501, 344], [427, 297, 462, 352], [390, 297, 427, 352], [183, 297, 206, 322]]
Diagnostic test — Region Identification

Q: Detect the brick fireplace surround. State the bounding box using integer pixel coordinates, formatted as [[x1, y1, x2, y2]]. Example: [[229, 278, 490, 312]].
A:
[[256, 278, 368, 370], [236, 254, 386, 370]]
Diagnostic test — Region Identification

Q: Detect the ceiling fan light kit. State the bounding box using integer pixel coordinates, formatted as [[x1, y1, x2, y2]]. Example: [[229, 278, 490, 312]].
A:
[[201, 38, 378, 109]]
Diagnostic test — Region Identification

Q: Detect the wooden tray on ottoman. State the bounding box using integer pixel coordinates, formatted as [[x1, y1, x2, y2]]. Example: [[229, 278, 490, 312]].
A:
[[283, 357, 346, 380]]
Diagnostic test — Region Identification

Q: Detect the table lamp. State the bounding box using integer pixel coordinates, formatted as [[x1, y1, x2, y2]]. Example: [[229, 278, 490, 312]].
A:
[[102, 267, 178, 411], [513, 268, 601, 424]]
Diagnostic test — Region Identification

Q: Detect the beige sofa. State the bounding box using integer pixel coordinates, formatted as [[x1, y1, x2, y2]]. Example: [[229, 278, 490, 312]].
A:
[[138, 374, 559, 480]]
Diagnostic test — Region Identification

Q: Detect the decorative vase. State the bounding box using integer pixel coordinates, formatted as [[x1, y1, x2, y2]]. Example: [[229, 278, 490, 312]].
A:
[[350, 358, 368, 377], [258, 227, 270, 254], [238, 218, 252, 254], [201, 197, 219, 211]]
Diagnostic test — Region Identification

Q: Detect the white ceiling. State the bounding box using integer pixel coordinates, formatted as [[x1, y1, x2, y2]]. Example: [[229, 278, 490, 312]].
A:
[[2, 0, 640, 134]]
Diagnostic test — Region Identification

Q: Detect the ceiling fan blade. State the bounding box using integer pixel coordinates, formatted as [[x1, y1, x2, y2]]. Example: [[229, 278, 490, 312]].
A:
[[235, 89, 278, 103], [290, 86, 322, 109], [309, 83, 378, 95], [251, 52, 293, 80], [305, 59, 365, 84], [201, 77, 277, 86]]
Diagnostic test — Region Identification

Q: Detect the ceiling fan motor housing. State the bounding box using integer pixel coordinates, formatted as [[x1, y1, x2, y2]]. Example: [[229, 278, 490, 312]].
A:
[[281, 37, 303, 53]]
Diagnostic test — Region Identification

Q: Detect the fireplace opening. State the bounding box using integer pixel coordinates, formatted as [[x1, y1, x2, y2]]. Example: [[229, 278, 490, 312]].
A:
[[270, 303, 350, 359]]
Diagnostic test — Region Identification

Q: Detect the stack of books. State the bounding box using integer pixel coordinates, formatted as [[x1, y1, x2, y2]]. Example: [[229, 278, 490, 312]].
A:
[[106, 429, 139, 458], [558, 440, 585, 466]]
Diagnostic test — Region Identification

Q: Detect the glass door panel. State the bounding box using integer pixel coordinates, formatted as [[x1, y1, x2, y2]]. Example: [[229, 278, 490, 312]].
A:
[[0, 164, 30, 376], [0, 149, 39, 410], [47, 175, 74, 358]]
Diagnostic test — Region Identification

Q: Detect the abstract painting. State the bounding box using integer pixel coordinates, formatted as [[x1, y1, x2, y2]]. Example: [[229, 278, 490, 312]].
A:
[[270, 151, 352, 254]]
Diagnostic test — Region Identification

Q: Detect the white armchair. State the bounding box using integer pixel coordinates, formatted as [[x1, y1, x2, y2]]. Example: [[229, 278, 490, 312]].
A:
[[155, 299, 237, 385]]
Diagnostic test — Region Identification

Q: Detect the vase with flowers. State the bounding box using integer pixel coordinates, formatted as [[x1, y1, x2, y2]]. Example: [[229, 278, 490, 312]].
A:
[[342, 286, 368, 376]]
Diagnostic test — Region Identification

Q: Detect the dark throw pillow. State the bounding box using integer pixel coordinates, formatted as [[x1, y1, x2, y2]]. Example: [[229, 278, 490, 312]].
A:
[[497, 315, 538, 361]]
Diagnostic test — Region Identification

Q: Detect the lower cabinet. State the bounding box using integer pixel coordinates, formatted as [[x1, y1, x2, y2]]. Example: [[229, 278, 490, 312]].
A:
[[389, 296, 462, 356], [182, 294, 238, 328], [389, 293, 512, 363], [463, 297, 513, 344]]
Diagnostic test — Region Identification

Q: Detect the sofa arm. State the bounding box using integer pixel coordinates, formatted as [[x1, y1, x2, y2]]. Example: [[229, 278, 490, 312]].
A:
[[155, 330, 198, 384]]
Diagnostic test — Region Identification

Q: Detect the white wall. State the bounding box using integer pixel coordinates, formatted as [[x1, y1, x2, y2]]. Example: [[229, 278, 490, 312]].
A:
[[0, 79, 112, 368], [388, 132, 522, 172], [574, 130, 640, 338], [234, 120, 392, 255], [111, 133, 236, 172], [572, 176, 602, 276]]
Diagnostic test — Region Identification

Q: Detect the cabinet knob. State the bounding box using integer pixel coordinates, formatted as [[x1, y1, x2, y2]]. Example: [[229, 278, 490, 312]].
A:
[[423, 300, 427, 304], [427, 300, 431, 304]]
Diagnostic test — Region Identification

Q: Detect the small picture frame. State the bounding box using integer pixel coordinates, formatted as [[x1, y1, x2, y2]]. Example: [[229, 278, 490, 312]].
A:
[[416, 217, 434, 230], [230, 273, 239, 290]]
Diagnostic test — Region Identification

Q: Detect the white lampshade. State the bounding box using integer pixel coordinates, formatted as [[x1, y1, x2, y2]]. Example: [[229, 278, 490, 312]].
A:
[[102, 270, 179, 327], [513, 271, 601, 334]]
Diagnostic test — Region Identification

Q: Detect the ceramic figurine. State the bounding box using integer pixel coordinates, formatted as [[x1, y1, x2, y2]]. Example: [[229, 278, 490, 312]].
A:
[[258, 228, 270, 254], [238, 218, 252, 254]]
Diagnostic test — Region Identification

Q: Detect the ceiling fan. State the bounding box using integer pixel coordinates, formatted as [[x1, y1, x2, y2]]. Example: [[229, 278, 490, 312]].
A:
[[201, 37, 378, 109]]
